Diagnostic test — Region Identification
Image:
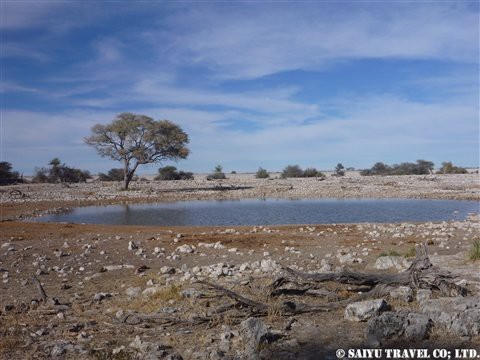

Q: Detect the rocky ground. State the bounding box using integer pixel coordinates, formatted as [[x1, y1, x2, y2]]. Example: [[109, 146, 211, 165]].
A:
[[0, 174, 479, 359]]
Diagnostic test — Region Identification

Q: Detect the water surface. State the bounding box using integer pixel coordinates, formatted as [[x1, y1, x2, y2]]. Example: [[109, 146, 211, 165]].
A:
[[34, 198, 479, 226]]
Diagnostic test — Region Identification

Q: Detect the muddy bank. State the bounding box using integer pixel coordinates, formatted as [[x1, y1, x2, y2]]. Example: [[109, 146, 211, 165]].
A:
[[1, 215, 479, 359]]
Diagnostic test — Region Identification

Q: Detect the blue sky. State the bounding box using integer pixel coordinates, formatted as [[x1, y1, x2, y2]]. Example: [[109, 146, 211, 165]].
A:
[[1, 1, 479, 175]]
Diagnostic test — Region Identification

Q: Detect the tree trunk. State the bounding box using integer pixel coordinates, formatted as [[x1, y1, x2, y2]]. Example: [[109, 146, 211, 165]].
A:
[[123, 159, 130, 190], [123, 161, 139, 190]]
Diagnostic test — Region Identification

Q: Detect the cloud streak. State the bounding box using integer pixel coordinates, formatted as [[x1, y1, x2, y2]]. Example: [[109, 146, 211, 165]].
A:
[[2, 2, 478, 173]]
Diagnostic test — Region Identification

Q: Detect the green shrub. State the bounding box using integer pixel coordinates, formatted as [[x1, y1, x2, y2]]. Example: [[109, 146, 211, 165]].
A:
[[255, 167, 270, 179], [281, 165, 325, 178], [333, 163, 345, 177], [469, 240, 480, 261], [32, 158, 91, 183], [378, 250, 401, 257], [281, 165, 304, 178], [206, 165, 226, 180], [98, 168, 125, 181], [404, 246, 416, 258], [303, 168, 325, 178], [155, 166, 193, 180], [0, 162, 23, 185], [361, 159, 434, 176]]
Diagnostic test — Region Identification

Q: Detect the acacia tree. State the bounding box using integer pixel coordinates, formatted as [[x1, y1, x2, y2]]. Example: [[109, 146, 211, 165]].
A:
[[85, 113, 189, 190]]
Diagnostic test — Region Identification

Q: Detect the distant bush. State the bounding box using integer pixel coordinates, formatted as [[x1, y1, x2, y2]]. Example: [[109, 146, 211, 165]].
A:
[[98, 168, 125, 181], [0, 162, 23, 185], [281, 165, 304, 178], [231, 171, 237, 174], [303, 168, 325, 178], [32, 158, 91, 183], [333, 163, 345, 177], [281, 165, 325, 179], [206, 165, 226, 180], [155, 166, 194, 181], [361, 160, 434, 176], [255, 167, 270, 179], [437, 161, 468, 174]]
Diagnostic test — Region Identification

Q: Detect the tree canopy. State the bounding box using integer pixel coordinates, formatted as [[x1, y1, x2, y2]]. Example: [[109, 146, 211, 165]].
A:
[[85, 113, 189, 189], [0, 162, 22, 185]]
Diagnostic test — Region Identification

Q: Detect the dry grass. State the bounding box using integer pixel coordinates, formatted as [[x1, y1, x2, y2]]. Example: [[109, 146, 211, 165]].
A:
[[404, 246, 416, 258], [0, 314, 26, 357], [378, 250, 401, 257], [266, 301, 283, 323], [123, 284, 183, 313]]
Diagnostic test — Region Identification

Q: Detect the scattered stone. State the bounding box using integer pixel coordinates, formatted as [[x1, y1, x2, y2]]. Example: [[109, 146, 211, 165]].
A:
[[51, 341, 72, 357], [135, 265, 149, 274], [176, 244, 194, 254], [366, 311, 432, 346], [240, 317, 281, 359], [100, 264, 134, 272], [181, 288, 202, 299], [389, 286, 413, 302], [416, 289, 432, 303], [420, 297, 480, 337], [375, 256, 411, 271], [160, 266, 176, 275], [403, 313, 432, 340], [345, 299, 388, 322], [93, 292, 112, 303], [125, 287, 141, 298], [128, 241, 138, 251], [142, 286, 161, 297]]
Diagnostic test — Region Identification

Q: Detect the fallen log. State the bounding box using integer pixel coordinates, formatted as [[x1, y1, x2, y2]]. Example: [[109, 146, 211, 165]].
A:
[[281, 244, 467, 297]]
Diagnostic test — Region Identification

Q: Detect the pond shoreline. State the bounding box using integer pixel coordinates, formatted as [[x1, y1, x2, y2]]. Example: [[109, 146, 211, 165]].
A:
[[32, 198, 479, 227], [1, 173, 479, 221]]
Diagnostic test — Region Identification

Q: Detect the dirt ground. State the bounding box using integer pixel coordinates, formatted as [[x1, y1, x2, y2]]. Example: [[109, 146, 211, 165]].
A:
[[0, 176, 479, 359]]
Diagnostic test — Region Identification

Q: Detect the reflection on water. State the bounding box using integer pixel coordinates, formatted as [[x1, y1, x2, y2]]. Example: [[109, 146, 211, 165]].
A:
[[35, 198, 479, 226]]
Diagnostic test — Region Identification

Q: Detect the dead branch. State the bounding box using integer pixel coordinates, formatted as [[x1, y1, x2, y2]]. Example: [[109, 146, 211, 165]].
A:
[[281, 267, 409, 287], [196, 280, 269, 314], [117, 311, 210, 326], [32, 275, 47, 302]]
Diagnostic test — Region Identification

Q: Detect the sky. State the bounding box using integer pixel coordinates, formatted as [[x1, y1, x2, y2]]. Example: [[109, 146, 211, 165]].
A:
[[1, 1, 479, 175]]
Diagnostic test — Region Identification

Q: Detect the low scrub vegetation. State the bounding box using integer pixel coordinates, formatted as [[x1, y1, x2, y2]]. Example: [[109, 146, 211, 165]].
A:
[[281, 165, 325, 179], [404, 246, 417, 258], [255, 167, 270, 179], [361, 159, 434, 176], [469, 240, 480, 261], [0, 162, 23, 185], [333, 163, 345, 177], [32, 158, 91, 183], [437, 161, 468, 174], [98, 168, 126, 182], [378, 250, 401, 257], [155, 166, 194, 180], [206, 165, 226, 180]]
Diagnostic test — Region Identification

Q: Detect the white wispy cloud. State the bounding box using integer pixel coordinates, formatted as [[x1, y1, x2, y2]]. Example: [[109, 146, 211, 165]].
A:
[[160, 3, 478, 79], [2, 2, 478, 173]]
